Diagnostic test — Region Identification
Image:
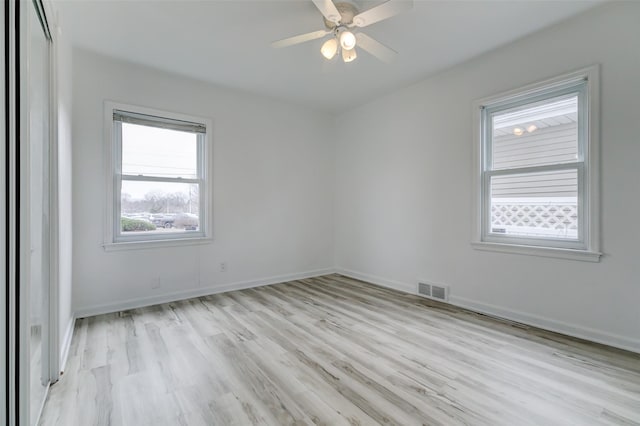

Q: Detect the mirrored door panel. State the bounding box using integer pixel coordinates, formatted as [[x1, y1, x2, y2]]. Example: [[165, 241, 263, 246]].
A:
[[26, 0, 51, 423]]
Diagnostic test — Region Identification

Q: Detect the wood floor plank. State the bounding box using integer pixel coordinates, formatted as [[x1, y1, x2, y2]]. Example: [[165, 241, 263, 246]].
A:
[[40, 274, 640, 426]]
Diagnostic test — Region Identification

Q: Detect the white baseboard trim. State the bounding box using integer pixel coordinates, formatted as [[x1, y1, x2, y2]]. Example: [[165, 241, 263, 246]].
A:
[[336, 267, 640, 354], [335, 267, 415, 293], [449, 295, 640, 354], [74, 268, 336, 319], [59, 316, 76, 373]]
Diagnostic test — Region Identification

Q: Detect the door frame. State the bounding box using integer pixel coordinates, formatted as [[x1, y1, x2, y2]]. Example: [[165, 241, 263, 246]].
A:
[[6, 1, 20, 423], [2, 1, 10, 424]]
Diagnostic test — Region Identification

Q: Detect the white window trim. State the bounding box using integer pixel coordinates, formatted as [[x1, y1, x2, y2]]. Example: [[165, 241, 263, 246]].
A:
[[471, 66, 601, 262], [102, 101, 213, 251]]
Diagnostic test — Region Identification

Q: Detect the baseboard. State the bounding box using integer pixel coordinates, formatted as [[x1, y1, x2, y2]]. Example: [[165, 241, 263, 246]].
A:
[[59, 316, 76, 373], [336, 267, 640, 354], [74, 267, 336, 318], [335, 267, 415, 293], [448, 295, 640, 354], [73, 266, 640, 353]]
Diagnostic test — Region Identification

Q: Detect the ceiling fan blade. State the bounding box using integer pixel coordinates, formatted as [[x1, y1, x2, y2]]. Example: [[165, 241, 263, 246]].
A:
[[356, 32, 397, 63], [271, 30, 329, 48], [351, 0, 413, 28], [311, 0, 342, 24]]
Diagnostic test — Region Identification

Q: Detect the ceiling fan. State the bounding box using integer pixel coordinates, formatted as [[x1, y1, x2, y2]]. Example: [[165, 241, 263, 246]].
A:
[[271, 0, 413, 63]]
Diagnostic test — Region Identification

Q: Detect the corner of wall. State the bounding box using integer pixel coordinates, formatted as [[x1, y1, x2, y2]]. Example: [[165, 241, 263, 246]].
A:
[[58, 316, 75, 374]]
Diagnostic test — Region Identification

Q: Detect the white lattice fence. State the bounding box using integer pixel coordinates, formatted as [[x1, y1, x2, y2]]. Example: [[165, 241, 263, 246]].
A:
[[491, 198, 578, 238]]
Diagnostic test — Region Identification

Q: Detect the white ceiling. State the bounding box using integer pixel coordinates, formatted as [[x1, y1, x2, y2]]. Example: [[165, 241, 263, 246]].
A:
[[57, 0, 603, 112]]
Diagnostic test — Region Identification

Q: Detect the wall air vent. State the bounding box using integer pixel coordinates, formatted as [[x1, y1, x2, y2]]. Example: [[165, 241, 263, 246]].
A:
[[417, 281, 449, 302]]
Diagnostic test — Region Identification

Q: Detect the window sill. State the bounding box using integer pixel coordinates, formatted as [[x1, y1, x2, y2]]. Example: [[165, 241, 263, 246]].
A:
[[103, 236, 212, 251], [471, 241, 601, 262]]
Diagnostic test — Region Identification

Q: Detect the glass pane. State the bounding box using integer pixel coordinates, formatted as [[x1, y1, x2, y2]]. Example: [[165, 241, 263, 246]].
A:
[[492, 96, 578, 170], [490, 169, 578, 240], [120, 180, 200, 234], [121, 122, 198, 178]]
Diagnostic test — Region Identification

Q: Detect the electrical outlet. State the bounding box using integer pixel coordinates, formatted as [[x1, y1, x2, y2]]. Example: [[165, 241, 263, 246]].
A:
[[151, 277, 161, 289], [220, 262, 227, 272]]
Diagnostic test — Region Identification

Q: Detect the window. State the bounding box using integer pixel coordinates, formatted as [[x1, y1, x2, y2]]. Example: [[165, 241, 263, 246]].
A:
[[472, 67, 600, 261], [104, 103, 212, 248]]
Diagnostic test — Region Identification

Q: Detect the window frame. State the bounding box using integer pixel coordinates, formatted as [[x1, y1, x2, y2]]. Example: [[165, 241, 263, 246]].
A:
[[103, 101, 213, 250], [471, 66, 601, 262]]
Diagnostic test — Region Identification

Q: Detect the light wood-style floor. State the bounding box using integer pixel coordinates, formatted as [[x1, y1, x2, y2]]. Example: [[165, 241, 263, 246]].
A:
[[40, 274, 640, 426]]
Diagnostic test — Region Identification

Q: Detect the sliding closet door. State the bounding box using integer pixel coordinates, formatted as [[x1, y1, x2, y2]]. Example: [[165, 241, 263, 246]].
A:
[[22, 1, 52, 424], [1, 2, 7, 423]]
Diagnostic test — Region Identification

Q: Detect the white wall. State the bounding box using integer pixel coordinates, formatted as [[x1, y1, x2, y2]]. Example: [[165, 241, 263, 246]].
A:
[[72, 49, 335, 316], [334, 2, 640, 352], [70, 2, 639, 353]]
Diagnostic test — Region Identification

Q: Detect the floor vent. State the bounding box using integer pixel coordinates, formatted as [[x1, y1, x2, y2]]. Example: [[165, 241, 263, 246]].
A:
[[417, 281, 449, 302]]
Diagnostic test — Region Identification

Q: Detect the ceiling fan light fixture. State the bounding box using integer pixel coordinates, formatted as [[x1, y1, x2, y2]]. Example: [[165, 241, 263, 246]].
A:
[[320, 37, 338, 59], [339, 30, 357, 50], [342, 46, 357, 63], [271, 0, 413, 64]]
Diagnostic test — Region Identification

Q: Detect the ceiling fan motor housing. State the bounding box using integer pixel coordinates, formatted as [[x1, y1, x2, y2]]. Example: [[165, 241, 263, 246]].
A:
[[323, 2, 359, 28], [271, 0, 409, 63]]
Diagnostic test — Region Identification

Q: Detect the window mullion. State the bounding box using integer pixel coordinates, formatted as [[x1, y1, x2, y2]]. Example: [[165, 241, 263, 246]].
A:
[[120, 175, 200, 184], [486, 162, 582, 178]]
